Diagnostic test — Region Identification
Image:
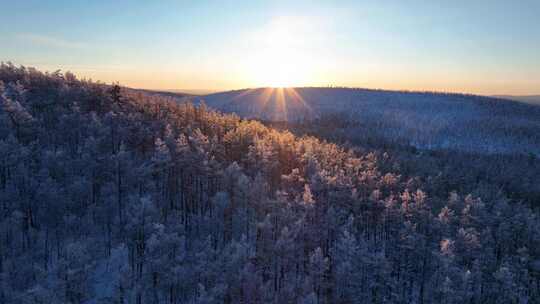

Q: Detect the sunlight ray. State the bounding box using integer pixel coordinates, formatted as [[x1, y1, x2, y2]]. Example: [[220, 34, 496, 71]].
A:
[[285, 87, 314, 118], [275, 87, 288, 121], [256, 87, 275, 118]]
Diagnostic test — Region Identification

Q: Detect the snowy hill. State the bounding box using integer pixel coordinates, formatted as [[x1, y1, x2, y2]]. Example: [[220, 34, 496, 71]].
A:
[[128, 88, 194, 101], [2, 65, 540, 303], [191, 87, 540, 154], [495, 95, 540, 105]]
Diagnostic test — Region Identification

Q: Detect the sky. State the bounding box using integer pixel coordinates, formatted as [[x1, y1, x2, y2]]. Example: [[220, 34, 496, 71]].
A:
[[1, 0, 539, 95]]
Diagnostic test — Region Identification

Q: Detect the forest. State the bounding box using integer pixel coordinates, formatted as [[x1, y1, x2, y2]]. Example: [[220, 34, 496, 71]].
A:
[[198, 87, 540, 155], [269, 114, 540, 209], [0, 63, 539, 303]]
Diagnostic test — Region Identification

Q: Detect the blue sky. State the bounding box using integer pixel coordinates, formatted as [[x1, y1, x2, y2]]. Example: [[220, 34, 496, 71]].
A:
[[1, 0, 539, 94]]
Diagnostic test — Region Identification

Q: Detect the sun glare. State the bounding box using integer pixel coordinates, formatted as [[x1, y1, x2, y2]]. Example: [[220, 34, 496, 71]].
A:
[[264, 62, 304, 88], [248, 48, 311, 88], [243, 17, 314, 88]]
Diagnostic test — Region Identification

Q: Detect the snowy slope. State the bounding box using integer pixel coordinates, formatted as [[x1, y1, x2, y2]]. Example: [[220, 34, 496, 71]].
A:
[[495, 95, 540, 105], [190, 87, 540, 154]]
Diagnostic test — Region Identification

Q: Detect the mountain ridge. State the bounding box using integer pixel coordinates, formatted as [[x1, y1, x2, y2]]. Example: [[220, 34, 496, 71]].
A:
[[188, 87, 540, 155], [494, 94, 540, 105]]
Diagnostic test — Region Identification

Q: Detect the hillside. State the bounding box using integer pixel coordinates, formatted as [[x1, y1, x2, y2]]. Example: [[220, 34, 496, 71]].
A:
[[128, 88, 194, 100], [193, 87, 540, 155], [1, 65, 539, 303], [495, 95, 540, 105]]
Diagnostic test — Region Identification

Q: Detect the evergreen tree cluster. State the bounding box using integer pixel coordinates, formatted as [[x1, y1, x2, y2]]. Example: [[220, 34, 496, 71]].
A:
[[0, 63, 539, 303]]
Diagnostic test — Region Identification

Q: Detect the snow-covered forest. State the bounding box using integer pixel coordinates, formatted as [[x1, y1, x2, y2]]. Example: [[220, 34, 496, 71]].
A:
[[197, 87, 540, 155], [1, 64, 539, 303]]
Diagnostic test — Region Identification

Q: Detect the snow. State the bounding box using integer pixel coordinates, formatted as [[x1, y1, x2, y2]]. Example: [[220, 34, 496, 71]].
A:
[[191, 87, 540, 154], [86, 245, 128, 304]]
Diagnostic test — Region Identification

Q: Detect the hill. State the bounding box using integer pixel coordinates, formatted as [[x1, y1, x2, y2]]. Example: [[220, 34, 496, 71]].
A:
[[193, 87, 540, 155], [128, 87, 194, 101], [1, 64, 539, 303], [495, 95, 540, 105]]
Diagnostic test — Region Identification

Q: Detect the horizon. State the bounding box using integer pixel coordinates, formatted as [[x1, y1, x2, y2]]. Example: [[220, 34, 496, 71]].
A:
[[134, 84, 540, 98], [4, 62, 540, 98], [2, 1, 540, 95], [6, 65, 540, 98]]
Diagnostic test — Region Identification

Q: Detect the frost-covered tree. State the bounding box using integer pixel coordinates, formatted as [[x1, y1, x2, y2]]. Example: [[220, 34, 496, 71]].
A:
[[0, 64, 538, 303]]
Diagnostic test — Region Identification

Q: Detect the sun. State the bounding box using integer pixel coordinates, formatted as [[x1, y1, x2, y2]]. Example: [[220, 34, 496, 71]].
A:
[[243, 17, 314, 88], [263, 59, 307, 88], [247, 46, 311, 88]]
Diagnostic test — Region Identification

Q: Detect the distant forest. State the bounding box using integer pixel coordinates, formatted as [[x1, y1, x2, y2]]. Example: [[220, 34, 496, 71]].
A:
[[199, 87, 540, 155], [495, 95, 540, 105], [1, 63, 539, 303]]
